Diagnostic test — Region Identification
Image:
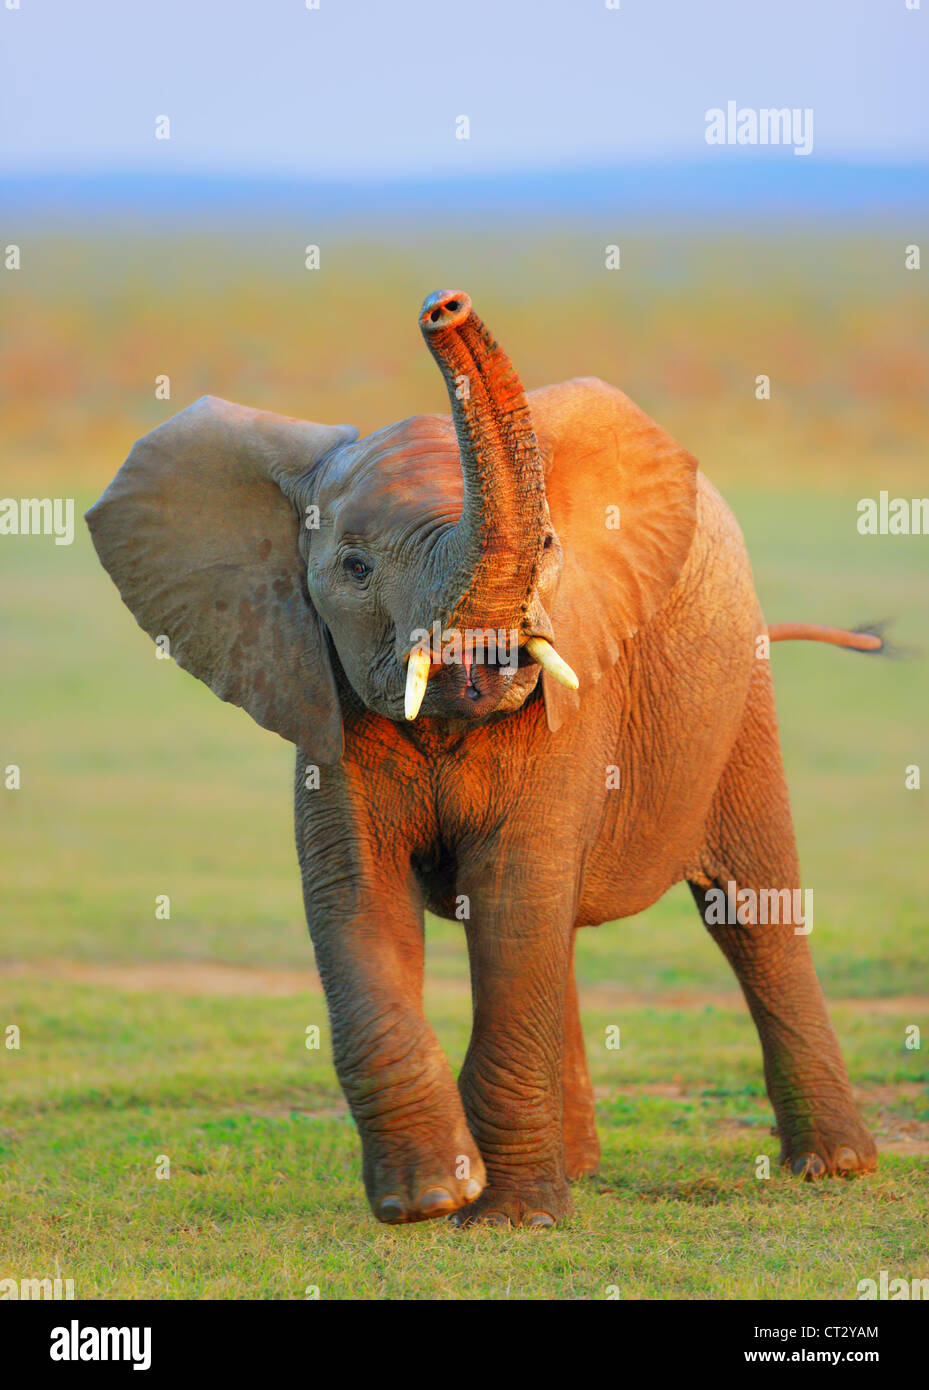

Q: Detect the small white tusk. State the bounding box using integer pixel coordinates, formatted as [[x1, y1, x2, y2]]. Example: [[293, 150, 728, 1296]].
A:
[[404, 648, 432, 721], [526, 637, 579, 692]]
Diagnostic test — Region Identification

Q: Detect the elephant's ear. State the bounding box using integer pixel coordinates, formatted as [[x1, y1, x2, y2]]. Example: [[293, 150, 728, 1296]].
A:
[[86, 395, 358, 763], [529, 378, 698, 730]]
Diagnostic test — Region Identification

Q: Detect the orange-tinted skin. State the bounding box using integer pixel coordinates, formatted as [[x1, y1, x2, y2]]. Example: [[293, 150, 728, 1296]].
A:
[[87, 291, 878, 1228], [768, 622, 882, 651], [294, 473, 876, 1225]]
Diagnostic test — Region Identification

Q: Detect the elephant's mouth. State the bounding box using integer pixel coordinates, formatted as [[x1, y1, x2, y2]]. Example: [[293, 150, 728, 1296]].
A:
[[432, 654, 520, 717], [400, 634, 574, 724], [405, 647, 541, 722]]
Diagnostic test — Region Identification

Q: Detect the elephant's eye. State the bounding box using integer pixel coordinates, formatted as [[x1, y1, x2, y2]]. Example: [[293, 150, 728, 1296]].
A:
[[343, 554, 372, 582]]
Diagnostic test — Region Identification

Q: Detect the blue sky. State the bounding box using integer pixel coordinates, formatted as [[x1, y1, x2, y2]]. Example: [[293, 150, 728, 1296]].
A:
[[1, 0, 926, 176]]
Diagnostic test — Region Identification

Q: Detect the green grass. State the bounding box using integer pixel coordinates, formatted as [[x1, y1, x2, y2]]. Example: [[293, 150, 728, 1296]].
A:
[[2, 980, 926, 1298], [1, 232, 927, 1298]]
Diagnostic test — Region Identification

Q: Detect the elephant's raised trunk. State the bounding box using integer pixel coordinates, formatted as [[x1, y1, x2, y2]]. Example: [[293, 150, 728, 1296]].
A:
[[418, 290, 548, 638]]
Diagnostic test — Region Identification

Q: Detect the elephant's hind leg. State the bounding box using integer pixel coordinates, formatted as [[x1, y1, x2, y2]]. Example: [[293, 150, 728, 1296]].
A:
[[563, 936, 601, 1179], [688, 660, 876, 1178]]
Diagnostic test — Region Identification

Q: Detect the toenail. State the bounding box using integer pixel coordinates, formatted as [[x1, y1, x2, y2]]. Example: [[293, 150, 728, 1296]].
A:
[[792, 1153, 826, 1179], [378, 1195, 406, 1222], [527, 1210, 555, 1229], [417, 1186, 456, 1216], [482, 1210, 511, 1227], [835, 1146, 858, 1171]]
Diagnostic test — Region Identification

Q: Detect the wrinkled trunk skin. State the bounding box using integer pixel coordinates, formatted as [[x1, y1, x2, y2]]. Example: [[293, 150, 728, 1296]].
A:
[[419, 292, 549, 639]]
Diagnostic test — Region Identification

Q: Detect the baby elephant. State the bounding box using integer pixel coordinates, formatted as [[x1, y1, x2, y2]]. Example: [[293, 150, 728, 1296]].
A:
[[87, 289, 878, 1227]]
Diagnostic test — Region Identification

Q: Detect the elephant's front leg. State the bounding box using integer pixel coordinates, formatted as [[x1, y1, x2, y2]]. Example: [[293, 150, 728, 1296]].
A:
[[455, 876, 575, 1228], [296, 779, 484, 1224], [306, 877, 486, 1223]]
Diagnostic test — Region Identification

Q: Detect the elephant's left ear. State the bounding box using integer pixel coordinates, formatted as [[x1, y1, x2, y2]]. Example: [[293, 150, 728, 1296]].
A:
[[529, 377, 698, 729]]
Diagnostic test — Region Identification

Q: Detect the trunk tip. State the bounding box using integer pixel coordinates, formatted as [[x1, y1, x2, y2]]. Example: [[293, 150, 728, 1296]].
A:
[[420, 289, 472, 335]]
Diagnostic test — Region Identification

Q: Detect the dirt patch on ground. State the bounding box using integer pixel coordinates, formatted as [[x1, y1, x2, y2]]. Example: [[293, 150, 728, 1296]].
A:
[[236, 1090, 929, 1154], [243, 1104, 349, 1122], [4, 958, 927, 1020], [596, 1080, 929, 1155], [581, 986, 929, 1015], [1, 958, 325, 997], [859, 1084, 929, 1155], [876, 1137, 929, 1156]]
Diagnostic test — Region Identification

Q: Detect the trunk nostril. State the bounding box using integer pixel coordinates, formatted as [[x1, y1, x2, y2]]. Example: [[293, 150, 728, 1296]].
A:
[[420, 289, 471, 333]]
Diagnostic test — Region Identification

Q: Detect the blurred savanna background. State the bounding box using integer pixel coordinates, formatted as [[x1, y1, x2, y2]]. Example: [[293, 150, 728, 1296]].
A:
[[2, 0, 928, 1298]]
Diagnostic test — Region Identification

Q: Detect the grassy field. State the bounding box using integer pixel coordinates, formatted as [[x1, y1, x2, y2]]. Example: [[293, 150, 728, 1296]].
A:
[[1, 231, 927, 1298]]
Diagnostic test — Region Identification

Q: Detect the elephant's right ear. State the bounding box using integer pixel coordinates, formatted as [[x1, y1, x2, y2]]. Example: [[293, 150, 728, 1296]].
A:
[[86, 395, 358, 763]]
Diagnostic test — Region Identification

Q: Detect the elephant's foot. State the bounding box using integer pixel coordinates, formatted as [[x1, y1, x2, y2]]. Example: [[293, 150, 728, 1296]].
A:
[[777, 1107, 877, 1179], [451, 1178, 572, 1229], [362, 1117, 486, 1225]]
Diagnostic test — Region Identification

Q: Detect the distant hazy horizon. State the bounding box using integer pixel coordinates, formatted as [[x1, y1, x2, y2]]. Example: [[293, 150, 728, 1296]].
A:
[[2, 0, 925, 183], [5, 160, 928, 231]]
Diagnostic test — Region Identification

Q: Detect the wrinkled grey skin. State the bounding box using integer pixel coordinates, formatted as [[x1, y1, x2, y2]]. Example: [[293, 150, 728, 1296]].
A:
[[86, 290, 877, 1228]]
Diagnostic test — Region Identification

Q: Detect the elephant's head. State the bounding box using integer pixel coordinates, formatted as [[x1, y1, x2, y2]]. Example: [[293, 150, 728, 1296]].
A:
[[86, 291, 697, 763]]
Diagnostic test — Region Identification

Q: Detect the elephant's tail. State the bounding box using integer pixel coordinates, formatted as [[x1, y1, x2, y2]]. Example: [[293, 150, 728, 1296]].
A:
[[767, 621, 887, 654]]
